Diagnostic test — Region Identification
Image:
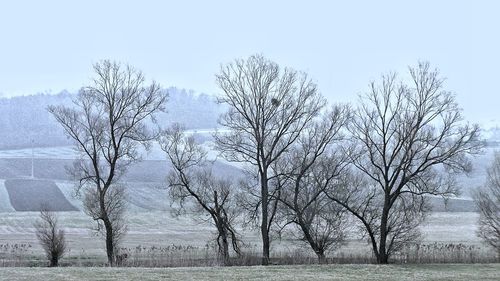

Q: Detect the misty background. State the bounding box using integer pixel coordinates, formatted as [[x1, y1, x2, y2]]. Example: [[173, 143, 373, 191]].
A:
[[0, 0, 499, 125]]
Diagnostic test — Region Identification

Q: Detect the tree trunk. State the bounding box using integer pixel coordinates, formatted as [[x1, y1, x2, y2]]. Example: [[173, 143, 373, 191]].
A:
[[220, 231, 230, 266], [261, 175, 270, 265], [316, 251, 326, 264], [216, 219, 231, 266], [103, 218, 115, 266], [378, 195, 390, 264], [378, 251, 389, 264], [50, 254, 58, 267], [297, 216, 326, 265]]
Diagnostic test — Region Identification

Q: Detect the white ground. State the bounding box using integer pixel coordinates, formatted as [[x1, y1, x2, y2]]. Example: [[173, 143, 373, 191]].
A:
[[0, 210, 489, 259], [0, 180, 15, 212], [0, 144, 496, 260]]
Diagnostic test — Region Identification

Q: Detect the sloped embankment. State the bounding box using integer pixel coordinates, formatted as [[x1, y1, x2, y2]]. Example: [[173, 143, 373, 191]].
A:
[[4, 179, 78, 211], [0, 180, 15, 212]]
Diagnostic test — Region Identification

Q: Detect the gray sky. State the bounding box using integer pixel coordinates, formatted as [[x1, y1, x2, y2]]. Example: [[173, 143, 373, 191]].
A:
[[0, 0, 498, 124]]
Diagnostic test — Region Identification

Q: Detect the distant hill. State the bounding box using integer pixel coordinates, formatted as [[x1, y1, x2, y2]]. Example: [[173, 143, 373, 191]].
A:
[[0, 158, 242, 212], [0, 89, 497, 212], [0, 88, 222, 149]]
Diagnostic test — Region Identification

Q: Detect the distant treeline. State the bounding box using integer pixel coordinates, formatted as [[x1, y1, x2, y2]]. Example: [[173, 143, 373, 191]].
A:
[[0, 88, 221, 149]]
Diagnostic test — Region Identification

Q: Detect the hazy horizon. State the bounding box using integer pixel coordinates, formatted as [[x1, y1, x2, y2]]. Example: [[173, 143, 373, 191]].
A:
[[1, 0, 499, 124]]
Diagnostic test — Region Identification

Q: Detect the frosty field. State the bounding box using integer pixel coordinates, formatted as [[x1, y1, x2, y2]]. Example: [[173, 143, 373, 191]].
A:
[[0, 146, 497, 266], [0, 264, 498, 281], [0, 210, 495, 266]]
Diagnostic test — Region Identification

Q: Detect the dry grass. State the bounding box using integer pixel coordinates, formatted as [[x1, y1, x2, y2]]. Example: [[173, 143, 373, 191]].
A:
[[0, 211, 497, 267]]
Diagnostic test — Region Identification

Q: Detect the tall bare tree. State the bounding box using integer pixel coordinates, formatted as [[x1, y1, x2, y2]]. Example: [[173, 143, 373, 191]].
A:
[[161, 124, 241, 265], [34, 208, 67, 267], [474, 152, 500, 256], [214, 54, 324, 265], [48, 60, 167, 266], [327, 62, 481, 263], [275, 106, 350, 263]]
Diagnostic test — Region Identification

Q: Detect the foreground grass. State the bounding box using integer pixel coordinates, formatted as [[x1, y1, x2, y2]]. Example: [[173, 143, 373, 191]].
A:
[[0, 264, 498, 281]]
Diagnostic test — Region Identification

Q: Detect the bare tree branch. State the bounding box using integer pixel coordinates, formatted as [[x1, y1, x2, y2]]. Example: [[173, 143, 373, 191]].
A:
[[329, 62, 482, 263], [160, 124, 242, 265], [274, 106, 350, 263], [214, 54, 324, 265]]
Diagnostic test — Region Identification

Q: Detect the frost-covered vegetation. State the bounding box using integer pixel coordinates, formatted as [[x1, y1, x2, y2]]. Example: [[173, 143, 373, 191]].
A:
[[0, 211, 496, 267], [0, 264, 499, 281]]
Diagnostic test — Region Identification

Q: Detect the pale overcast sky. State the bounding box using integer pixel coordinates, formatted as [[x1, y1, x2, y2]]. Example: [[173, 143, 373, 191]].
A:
[[0, 0, 498, 124]]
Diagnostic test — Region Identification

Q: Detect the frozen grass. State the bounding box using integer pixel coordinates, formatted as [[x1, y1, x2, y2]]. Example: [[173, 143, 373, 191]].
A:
[[0, 211, 497, 266], [0, 264, 498, 281], [421, 212, 480, 243]]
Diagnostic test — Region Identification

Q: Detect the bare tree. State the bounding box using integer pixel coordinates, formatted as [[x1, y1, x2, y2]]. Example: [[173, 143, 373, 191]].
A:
[[48, 60, 167, 266], [474, 152, 500, 256], [83, 184, 127, 259], [326, 172, 429, 262], [215, 54, 324, 265], [327, 62, 481, 263], [275, 106, 350, 263], [277, 157, 350, 264], [161, 124, 241, 265], [34, 208, 67, 267]]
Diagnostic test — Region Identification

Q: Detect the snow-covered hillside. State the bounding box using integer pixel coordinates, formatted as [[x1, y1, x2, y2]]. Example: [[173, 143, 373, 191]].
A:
[[0, 88, 222, 149]]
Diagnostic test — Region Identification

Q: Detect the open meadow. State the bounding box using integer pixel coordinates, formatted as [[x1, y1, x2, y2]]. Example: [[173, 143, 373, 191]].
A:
[[0, 264, 499, 281], [0, 210, 497, 266]]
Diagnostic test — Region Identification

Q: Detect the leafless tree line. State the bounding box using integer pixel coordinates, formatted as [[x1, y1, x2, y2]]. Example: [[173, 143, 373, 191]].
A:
[[47, 56, 496, 267], [209, 55, 482, 264]]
